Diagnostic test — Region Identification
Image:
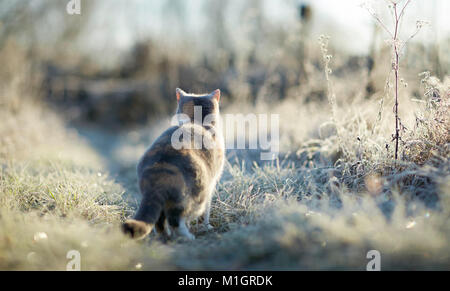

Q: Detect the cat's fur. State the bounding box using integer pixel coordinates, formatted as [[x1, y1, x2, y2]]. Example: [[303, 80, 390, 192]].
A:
[[122, 88, 225, 240]]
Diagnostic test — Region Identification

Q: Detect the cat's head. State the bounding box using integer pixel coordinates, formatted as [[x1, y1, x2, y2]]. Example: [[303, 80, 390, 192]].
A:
[[175, 88, 221, 125]]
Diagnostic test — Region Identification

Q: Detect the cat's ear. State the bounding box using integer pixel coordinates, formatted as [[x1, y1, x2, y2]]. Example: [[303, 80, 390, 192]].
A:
[[176, 88, 186, 102], [210, 89, 221, 102]]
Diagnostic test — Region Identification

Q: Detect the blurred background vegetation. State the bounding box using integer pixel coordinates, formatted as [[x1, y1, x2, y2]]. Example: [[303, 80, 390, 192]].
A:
[[0, 0, 449, 270], [1, 0, 448, 128]]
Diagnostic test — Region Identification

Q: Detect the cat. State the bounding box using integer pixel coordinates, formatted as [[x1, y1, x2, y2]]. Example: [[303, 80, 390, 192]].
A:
[[122, 88, 225, 240]]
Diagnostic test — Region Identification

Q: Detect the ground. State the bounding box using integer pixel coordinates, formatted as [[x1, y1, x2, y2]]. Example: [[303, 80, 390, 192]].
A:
[[0, 27, 449, 270], [1, 84, 448, 270]]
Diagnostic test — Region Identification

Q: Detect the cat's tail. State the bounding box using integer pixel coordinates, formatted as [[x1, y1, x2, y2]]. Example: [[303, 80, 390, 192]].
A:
[[122, 191, 165, 240]]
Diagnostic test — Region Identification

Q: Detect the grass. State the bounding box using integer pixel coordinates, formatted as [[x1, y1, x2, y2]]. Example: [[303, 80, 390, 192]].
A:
[[0, 44, 168, 270], [0, 12, 449, 270], [0, 94, 175, 271], [1, 70, 449, 270]]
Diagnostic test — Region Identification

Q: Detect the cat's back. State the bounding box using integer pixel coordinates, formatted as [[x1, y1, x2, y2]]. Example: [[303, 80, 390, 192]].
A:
[[137, 123, 224, 181]]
